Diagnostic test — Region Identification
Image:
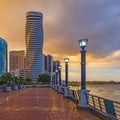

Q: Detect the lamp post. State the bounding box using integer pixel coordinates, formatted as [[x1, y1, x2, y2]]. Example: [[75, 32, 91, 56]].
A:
[[52, 72, 55, 89], [59, 65, 62, 86], [78, 38, 90, 108], [64, 58, 69, 97], [78, 39, 88, 89], [55, 69, 58, 90], [64, 58, 69, 87], [58, 65, 62, 93]]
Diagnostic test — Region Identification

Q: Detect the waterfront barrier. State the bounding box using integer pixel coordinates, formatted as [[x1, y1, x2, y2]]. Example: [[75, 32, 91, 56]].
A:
[[86, 93, 120, 120], [55, 85, 120, 120], [69, 89, 79, 103]]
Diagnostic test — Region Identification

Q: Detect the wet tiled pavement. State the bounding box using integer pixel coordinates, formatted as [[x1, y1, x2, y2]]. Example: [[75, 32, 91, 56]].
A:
[[0, 88, 102, 120]]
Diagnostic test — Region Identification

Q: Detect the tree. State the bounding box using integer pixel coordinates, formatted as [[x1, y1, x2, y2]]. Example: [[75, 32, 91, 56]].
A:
[[19, 76, 24, 84], [1, 73, 13, 86], [0, 76, 4, 85], [24, 77, 32, 84], [37, 74, 51, 84], [13, 76, 19, 85]]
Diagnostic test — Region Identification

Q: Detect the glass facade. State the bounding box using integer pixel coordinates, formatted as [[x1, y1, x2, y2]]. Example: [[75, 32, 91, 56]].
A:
[[0, 38, 8, 76]]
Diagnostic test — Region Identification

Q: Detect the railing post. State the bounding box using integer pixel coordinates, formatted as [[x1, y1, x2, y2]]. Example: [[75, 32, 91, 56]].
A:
[[98, 97, 102, 111], [92, 95, 96, 108]]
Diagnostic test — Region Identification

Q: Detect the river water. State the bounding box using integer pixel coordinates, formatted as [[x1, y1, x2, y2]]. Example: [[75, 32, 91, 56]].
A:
[[70, 84, 120, 102]]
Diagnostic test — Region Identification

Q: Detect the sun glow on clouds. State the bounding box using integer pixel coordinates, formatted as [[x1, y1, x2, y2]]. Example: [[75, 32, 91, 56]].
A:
[[0, 0, 120, 81], [60, 51, 120, 81], [47, 47, 120, 82], [89, 50, 120, 68]]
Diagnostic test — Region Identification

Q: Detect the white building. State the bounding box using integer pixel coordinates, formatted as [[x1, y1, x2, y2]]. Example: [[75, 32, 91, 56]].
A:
[[25, 11, 44, 81]]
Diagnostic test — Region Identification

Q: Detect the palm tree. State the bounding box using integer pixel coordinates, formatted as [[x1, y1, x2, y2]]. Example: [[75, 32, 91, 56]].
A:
[[1, 73, 12, 86], [13, 76, 19, 85], [19, 76, 24, 85], [1, 73, 13, 92]]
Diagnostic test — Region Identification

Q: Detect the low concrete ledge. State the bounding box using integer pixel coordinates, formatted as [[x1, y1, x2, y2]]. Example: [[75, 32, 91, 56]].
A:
[[26, 84, 50, 88]]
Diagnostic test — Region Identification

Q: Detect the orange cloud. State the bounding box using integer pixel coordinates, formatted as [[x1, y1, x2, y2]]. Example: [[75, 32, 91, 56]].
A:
[[0, 0, 120, 81]]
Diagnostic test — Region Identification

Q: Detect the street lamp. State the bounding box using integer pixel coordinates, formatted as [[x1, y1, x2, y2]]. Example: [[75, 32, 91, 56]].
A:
[[58, 65, 62, 93], [64, 58, 69, 63], [78, 38, 89, 108], [58, 65, 62, 86], [55, 69, 58, 87], [64, 58, 70, 97], [64, 58, 69, 87], [78, 39, 88, 50], [78, 39, 88, 89], [52, 72, 55, 88]]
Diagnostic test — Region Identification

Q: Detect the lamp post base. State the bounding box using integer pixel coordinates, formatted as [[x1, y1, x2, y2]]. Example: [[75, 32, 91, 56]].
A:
[[64, 87, 70, 97], [78, 89, 90, 108], [58, 86, 62, 93], [50, 82, 52, 87], [54, 85, 58, 91], [52, 84, 56, 90], [51, 84, 54, 89]]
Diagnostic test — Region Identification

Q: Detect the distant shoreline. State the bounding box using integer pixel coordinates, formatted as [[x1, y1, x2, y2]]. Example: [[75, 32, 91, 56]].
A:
[[68, 81, 120, 86]]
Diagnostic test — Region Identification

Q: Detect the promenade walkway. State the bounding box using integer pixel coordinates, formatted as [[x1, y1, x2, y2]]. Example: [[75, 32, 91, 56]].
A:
[[0, 87, 102, 120]]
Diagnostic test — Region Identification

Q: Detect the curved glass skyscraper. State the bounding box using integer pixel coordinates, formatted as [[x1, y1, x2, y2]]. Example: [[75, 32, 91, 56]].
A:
[[25, 11, 44, 80], [0, 38, 8, 76]]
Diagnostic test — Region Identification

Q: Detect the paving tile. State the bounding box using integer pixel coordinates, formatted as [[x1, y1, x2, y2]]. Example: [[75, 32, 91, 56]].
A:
[[0, 88, 102, 120]]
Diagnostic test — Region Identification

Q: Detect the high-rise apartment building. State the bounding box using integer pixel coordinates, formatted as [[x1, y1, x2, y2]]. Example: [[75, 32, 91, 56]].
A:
[[25, 11, 44, 80], [44, 55, 47, 73], [9, 50, 25, 72], [53, 61, 60, 72], [53, 60, 61, 85], [44, 55, 53, 74], [0, 38, 8, 75]]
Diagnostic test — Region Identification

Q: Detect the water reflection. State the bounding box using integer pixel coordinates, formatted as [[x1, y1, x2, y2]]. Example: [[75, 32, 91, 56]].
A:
[[87, 85, 120, 102], [6, 96, 9, 101], [70, 85, 120, 102]]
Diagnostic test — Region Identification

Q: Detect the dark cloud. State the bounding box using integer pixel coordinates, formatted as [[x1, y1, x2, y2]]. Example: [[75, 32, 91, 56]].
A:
[[0, 0, 120, 59], [44, 0, 120, 58]]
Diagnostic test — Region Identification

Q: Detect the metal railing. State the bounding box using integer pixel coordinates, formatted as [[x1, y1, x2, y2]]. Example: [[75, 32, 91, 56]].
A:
[[59, 87, 79, 103], [69, 89, 79, 103], [52, 84, 120, 119], [86, 93, 120, 120]]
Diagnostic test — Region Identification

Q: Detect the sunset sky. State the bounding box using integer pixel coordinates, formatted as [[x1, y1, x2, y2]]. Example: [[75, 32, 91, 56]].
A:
[[0, 0, 120, 81]]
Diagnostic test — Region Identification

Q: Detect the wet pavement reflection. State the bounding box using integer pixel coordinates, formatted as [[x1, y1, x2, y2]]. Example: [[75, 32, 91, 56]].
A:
[[0, 88, 102, 120]]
